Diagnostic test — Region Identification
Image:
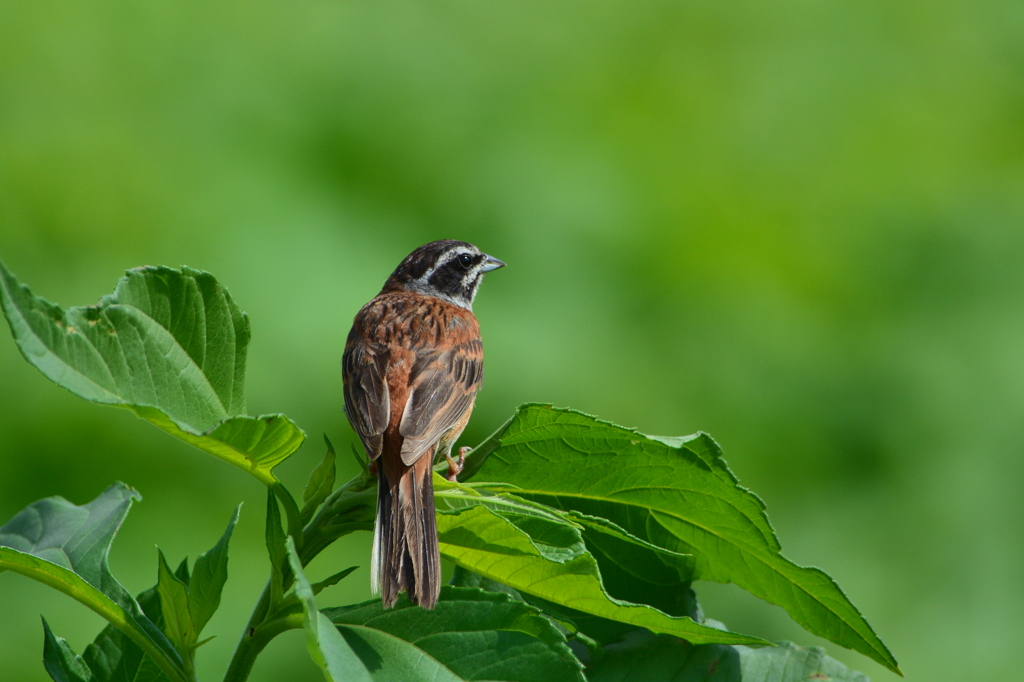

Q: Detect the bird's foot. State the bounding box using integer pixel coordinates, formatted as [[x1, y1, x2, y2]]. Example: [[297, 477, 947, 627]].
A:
[[445, 447, 470, 482]]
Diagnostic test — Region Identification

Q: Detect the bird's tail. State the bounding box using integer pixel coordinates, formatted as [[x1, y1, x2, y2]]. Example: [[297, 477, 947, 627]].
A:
[[371, 452, 440, 609]]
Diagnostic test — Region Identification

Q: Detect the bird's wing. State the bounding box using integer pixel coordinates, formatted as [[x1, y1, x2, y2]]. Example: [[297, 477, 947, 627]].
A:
[[398, 342, 483, 466], [342, 331, 390, 461]]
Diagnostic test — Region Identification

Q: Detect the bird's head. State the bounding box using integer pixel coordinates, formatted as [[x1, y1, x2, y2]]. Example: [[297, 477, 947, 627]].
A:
[[382, 240, 505, 310]]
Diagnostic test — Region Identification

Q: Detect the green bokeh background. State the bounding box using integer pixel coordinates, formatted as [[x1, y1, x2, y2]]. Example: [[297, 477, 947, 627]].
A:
[[2, 2, 1021, 680]]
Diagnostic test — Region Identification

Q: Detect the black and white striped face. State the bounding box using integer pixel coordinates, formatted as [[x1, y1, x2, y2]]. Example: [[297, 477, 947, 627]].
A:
[[383, 240, 505, 309]]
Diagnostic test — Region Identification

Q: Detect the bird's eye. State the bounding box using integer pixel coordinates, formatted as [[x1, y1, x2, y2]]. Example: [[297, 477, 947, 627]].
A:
[[457, 253, 474, 269]]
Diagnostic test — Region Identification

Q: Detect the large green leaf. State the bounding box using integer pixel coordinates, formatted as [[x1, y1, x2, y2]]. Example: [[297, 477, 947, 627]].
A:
[[435, 478, 713, 645], [441, 489, 702, 647], [0, 484, 187, 682], [323, 586, 585, 682], [738, 641, 871, 682], [471, 405, 900, 674], [0, 261, 304, 485], [434, 502, 766, 647]]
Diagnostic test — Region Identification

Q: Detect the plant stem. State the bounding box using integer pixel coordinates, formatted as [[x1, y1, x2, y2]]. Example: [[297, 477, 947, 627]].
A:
[[223, 586, 303, 682], [223, 581, 273, 682], [223, 471, 377, 682]]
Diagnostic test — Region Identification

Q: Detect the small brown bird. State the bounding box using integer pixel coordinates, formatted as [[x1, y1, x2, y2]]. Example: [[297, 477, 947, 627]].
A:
[[342, 240, 505, 609]]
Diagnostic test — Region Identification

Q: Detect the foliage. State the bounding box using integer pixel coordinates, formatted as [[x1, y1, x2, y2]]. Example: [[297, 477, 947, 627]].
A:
[[0, 262, 899, 681]]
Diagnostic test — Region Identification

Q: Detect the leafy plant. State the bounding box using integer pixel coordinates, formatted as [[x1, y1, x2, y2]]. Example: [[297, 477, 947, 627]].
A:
[[0, 261, 901, 681]]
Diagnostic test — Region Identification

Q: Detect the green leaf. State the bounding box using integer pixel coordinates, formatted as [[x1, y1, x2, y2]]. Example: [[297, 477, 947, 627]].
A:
[[436, 480, 716, 645], [265, 490, 287, 613], [585, 630, 740, 682], [157, 550, 195, 655], [435, 479, 589, 563], [323, 586, 585, 682], [458, 550, 703, 649], [0, 261, 305, 485], [0, 484, 187, 682], [521, 583, 703, 650], [567, 511, 695, 596], [473, 404, 900, 674], [42, 619, 97, 682], [302, 436, 337, 525], [738, 641, 871, 682], [148, 412, 306, 486], [285, 537, 372, 682], [528, 513, 703, 646], [434, 502, 766, 647], [189, 505, 240, 635], [77, 584, 171, 682], [174, 558, 191, 587], [310, 566, 359, 596], [0, 262, 248, 416], [349, 442, 368, 474], [448, 565, 525, 600]]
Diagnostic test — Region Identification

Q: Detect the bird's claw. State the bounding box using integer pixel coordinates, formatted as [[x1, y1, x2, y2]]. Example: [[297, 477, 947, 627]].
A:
[[445, 446, 470, 482]]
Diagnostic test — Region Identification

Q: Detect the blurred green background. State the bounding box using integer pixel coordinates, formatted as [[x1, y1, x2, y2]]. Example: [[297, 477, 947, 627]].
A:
[[2, 1, 1022, 680]]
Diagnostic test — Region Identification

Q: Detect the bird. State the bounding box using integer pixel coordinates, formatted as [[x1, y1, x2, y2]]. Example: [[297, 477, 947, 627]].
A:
[[342, 240, 505, 609]]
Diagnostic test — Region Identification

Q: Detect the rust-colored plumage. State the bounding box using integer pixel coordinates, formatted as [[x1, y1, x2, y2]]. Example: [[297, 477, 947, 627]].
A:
[[342, 240, 503, 608]]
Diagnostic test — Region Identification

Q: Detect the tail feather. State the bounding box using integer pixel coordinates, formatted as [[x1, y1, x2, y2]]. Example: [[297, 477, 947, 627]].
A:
[[373, 453, 440, 609]]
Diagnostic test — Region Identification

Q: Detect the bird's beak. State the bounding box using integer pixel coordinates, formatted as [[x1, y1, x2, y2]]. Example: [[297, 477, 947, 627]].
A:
[[480, 255, 506, 273]]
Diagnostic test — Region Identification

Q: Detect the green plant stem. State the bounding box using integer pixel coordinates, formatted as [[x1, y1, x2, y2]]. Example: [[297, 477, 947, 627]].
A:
[[224, 606, 299, 675], [253, 613, 304, 650], [299, 475, 376, 563], [223, 588, 303, 682], [300, 487, 376, 564], [223, 582, 272, 682], [224, 471, 377, 682]]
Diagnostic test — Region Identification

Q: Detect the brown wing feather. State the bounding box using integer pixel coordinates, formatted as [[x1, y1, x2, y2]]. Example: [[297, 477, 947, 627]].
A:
[[399, 341, 483, 465], [342, 327, 390, 460]]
